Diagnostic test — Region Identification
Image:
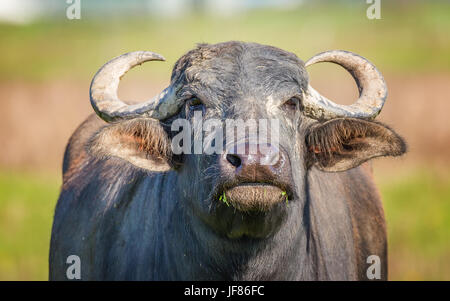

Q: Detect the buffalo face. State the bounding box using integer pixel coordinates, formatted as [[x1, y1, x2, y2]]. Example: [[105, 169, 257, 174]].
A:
[[87, 41, 406, 239]]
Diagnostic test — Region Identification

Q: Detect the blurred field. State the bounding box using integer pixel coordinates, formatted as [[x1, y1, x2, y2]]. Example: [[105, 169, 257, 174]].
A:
[[0, 171, 59, 280], [0, 2, 449, 81], [0, 1, 449, 280], [377, 169, 450, 280]]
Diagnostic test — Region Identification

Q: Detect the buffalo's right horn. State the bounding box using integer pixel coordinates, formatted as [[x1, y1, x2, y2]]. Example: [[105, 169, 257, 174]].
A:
[[89, 51, 182, 123]]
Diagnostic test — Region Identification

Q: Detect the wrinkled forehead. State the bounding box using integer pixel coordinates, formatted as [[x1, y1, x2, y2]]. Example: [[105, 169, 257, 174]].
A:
[[173, 43, 309, 100]]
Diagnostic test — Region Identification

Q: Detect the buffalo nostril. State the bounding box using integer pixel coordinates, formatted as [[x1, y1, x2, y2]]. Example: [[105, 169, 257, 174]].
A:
[[226, 154, 242, 168]]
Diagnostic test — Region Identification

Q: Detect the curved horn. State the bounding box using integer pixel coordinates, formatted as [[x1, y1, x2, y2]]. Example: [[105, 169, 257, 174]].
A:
[[303, 50, 387, 120], [90, 51, 181, 122]]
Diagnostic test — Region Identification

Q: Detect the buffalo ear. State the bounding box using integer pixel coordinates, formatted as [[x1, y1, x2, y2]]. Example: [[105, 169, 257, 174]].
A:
[[306, 118, 406, 172], [87, 118, 173, 172]]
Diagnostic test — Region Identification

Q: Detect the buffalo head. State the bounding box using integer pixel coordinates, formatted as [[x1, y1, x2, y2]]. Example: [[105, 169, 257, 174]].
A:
[[87, 42, 405, 239]]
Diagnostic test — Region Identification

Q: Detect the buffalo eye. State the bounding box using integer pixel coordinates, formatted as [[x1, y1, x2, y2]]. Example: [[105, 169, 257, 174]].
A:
[[282, 97, 300, 112], [188, 98, 204, 111], [186, 97, 205, 117]]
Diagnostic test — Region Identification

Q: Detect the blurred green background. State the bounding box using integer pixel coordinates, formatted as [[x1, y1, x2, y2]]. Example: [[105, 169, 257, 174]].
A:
[[0, 0, 449, 280]]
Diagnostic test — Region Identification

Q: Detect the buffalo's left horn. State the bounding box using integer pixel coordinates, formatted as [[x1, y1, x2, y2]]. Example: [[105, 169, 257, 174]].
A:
[[303, 50, 387, 120], [90, 51, 181, 123]]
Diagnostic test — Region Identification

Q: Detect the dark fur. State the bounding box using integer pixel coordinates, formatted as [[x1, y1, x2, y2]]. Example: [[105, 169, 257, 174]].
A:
[[50, 42, 406, 280]]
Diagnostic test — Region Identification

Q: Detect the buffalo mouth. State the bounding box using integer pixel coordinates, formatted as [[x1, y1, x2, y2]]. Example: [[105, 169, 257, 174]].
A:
[[218, 183, 291, 212]]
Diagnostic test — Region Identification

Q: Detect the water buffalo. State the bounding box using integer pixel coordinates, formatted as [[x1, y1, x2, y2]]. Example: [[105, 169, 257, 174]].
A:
[[49, 41, 406, 280]]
